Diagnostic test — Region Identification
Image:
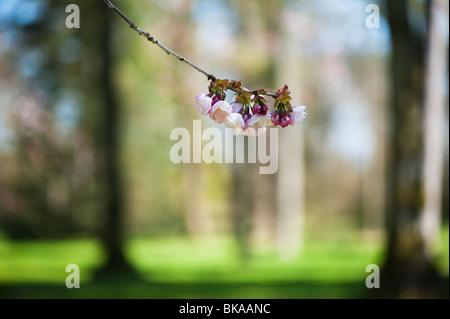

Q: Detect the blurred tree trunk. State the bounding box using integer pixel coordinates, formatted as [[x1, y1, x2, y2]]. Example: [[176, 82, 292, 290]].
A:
[[170, 1, 212, 239], [358, 59, 387, 237], [183, 165, 209, 237], [420, 0, 447, 255], [231, 161, 254, 260], [274, 9, 305, 260], [378, 0, 444, 297], [252, 143, 277, 247], [233, 0, 306, 258], [229, 0, 265, 260], [95, 2, 136, 278], [234, 0, 278, 251]]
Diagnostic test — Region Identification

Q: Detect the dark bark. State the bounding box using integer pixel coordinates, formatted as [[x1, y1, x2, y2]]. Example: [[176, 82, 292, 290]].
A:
[[94, 2, 137, 280], [376, 0, 445, 298]]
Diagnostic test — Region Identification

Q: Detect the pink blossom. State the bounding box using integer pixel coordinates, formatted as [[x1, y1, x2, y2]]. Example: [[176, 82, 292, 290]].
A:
[[194, 93, 212, 115], [248, 114, 272, 128], [289, 106, 307, 126], [245, 114, 272, 136], [209, 101, 232, 124], [225, 113, 246, 135]]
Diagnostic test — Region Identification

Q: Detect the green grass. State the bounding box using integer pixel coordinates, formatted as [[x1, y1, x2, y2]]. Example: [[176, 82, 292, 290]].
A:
[[0, 228, 448, 298], [436, 227, 449, 275], [128, 236, 383, 284]]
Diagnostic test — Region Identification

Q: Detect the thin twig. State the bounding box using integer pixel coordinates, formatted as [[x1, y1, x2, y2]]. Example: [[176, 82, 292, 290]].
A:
[[229, 86, 277, 98], [104, 0, 277, 98], [104, 0, 215, 80]]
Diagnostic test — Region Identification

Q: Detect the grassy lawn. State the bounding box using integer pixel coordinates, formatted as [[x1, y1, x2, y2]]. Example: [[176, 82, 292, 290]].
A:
[[0, 228, 447, 298]]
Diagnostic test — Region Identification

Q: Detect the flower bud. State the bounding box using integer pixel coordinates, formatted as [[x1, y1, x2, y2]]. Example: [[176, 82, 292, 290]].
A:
[[261, 104, 268, 115], [271, 112, 280, 126], [252, 104, 261, 114], [280, 116, 290, 128]]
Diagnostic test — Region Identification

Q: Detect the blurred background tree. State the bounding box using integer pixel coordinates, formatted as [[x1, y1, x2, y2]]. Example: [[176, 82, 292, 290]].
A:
[[377, 0, 447, 298]]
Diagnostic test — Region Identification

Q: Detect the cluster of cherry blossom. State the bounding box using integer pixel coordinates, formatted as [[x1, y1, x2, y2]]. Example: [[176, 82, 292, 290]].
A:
[[195, 79, 306, 136]]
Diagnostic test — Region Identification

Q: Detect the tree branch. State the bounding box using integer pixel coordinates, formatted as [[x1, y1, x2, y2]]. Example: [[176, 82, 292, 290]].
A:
[[104, 0, 277, 98], [104, 0, 215, 80]]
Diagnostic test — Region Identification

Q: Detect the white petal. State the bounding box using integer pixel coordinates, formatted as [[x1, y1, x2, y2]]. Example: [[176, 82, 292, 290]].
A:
[[261, 114, 273, 127], [195, 93, 212, 115], [291, 106, 307, 123], [231, 102, 243, 113], [216, 101, 232, 112], [210, 101, 232, 123], [243, 127, 257, 136], [225, 113, 244, 128], [247, 114, 262, 126]]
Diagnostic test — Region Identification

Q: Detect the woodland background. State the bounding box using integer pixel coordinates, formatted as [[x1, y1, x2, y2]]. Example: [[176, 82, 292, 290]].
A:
[[0, 0, 448, 298]]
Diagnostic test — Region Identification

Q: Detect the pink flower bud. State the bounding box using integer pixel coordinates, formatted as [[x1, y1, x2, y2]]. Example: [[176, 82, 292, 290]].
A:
[[271, 112, 280, 126], [280, 116, 290, 128], [209, 101, 232, 124], [253, 104, 261, 114], [261, 104, 268, 115], [194, 93, 212, 115]]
